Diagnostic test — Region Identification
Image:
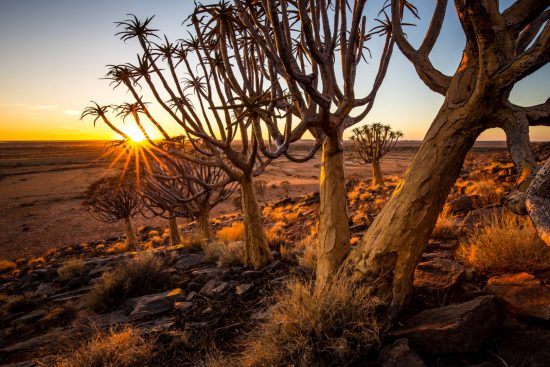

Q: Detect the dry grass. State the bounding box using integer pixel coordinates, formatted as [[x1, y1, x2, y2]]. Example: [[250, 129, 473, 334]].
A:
[[28, 257, 46, 267], [57, 327, 153, 367], [85, 253, 170, 312], [0, 293, 35, 314], [238, 278, 384, 366], [465, 179, 505, 206], [432, 203, 458, 239], [296, 236, 317, 271], [106, 242, 130, 255], [217, 222, 245, 242], [57, 259, 85, 282], [202, 241, 243, 267], [457, 210, 550, 274], [0, 259, 16, 273]]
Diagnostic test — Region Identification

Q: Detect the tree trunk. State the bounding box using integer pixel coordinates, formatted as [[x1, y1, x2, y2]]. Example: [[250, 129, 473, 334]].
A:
[[340, 107, 485, 308], [197, 209, 212, 240], [316, 132, 351, 288], [526, 157, 550, 246], [124, 217, 138, 247], [240, 175, 272, 269], [168, 215, 182, 246], [371, 160, 385, 187]]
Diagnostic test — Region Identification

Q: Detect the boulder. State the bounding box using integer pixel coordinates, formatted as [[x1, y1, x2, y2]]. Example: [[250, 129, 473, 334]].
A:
[[413, 259, 465, 290], [11, 309, 48, 326], [200, 280, 230, 297], [378, 339, 426, 367], [127, 288, 186, 319], [174, 254, 205, 271], [174, 301, 193, 312], [448, 195, 479, 214], [392, 296, 503, 353], [34, 282, 58, 298], [486, 273, 550, 321], [235, 283, 253, 295]]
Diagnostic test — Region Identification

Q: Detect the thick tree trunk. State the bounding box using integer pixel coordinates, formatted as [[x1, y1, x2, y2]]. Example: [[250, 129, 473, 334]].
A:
[[341, 107, 485, 307], [197, 208, 212, 240], [124, 217, 138, 247], [526, 158, 550, 246], [316, 132, 351, 288], [168, 215, 182, 246], [240, 175, 272, 269], [371, 160, 385, 187]]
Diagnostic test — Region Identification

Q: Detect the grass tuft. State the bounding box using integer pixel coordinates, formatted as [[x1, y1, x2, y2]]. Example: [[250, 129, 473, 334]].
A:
[[0, 259, 16, 273], [57, 258, 85, 282], [202, 241, 243, 267], [216, 222, 245, 242]]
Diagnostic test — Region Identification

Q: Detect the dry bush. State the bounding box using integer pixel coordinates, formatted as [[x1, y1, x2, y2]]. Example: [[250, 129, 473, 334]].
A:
[[85, 253, 170, 312], [0, 259, 16, 274], [57, 259, 85, 282], [28, 257, 46, 267], [183, 231, 208, 250], [57, 327, 153, 367], [457, 210, 550, 274], [280, 180, 291, 198], [0, 293, 35, 314], [465, 179, 505, 206], [217, 222, 245, 242], [431, 204, 458, 239], [264, 206, 299, 223], [202, 241, 243, 267], [265, 222, 286, 248], [106, 242, 130, 255], [297, 236, 317, 272], [238, 278, 384, 366]]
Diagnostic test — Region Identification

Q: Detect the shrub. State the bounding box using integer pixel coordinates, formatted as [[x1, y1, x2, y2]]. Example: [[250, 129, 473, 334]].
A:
[[57, 327, 153, 367], [85, 253, 170, 312], [217, 222, 244, 242], [465, 179, 504, 206], [296, 236, 317, 272], [280, 180, 291, 198], [57, 259, 85, 282], [238, 278, 384, 366], [0, 293, 35, 314], [106, 242, 130, 255], [28, 257, 46, 267], [431, 203, 458, 239], [0, 259, 16, 274], [457, 210, 550, 274], [202, 241, 243, 267]]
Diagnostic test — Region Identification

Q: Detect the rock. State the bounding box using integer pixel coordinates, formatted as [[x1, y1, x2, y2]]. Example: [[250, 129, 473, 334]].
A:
[[392, 296, 503, 353], [413, 259, 464, 290], [174, 301, 193, 312], [200, 280, 229, 297], [11, 309, 48, 326], [448, 195, 479, 214], [235, 283, 253, 295], [462, 207, 504, 227], [486, 273, 550, 321], [378, 339, 426, 367], [242, 270, 262, 279], [191, 267, 227, 278], [34, 282, 58, 298], [0, 329, 62, 359], [175, 254, 205, 271], [127, 288, 186, 319], [50, 286, 93, 302]]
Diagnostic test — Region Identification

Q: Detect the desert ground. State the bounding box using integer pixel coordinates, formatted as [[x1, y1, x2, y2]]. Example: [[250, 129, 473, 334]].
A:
[[0, 140, 427, 260]]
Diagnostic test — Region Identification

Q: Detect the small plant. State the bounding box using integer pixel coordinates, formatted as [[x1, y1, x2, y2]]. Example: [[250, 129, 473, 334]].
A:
[[431, 203, 458, 240], [280, 180, 291, 198], [457, 210, 550, 274], [28, 257, 46, 267], [85, 253, 170, 312], [0, 259, 16, 274], [56, 327, 153, 367], [57, 259, 85, 282], [238, 278, 384, 366], [216, 222, 245, 242], [254, 179, 268, 201], [202, 241, 243, 267], [0, 293, 35, 314], [464, 179, 504, 207], [296, 236, 317, 271]]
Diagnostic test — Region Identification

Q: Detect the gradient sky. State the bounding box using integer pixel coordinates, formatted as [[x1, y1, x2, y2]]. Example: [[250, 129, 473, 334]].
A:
[[0, 0, 548, 141]]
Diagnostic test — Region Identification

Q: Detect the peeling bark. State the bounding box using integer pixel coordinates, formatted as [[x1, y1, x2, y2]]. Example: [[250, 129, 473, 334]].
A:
[[526, 158, 550, 246], [241, 175, 272, 269], [124, 217, 138, 247], [168, 216, 182, 246]]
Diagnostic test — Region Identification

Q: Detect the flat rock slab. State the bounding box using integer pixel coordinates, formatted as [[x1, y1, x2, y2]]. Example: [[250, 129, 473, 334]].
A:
[[200, 280, 230, 297], [11, 309, 48, 326], [378, 338, 426, 367], [127, 288, 186, 319], [174, 254, 205, 271], [392, 295, 503, 354], [413, 259, 465, 290], [486, 272, 550, 321]]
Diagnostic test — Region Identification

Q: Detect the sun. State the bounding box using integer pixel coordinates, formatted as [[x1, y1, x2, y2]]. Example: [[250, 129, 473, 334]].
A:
[[125, 125, 145, 143]]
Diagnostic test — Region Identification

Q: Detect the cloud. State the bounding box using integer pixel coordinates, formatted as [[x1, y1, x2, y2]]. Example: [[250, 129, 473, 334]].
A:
[[63, 109, 81, 116], [30, 105, 59, 110]]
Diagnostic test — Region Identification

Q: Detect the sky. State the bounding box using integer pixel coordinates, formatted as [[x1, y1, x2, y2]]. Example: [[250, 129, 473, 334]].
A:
[[0, 0, 548, 141]]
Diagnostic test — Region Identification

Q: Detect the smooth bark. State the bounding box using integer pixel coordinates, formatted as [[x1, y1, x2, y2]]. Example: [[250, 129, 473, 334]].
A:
[[371, 160, 385, 187], [317, 133, 351, 288], [124, 217, 138, 247], [240, 175, 272, 269]]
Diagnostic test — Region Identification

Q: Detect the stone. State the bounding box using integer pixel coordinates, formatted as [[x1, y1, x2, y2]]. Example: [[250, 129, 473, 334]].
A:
[[413, 259, 464, 290], [235, 283, 253, 295], [34, 282, 58, 298], [175, 253, 205, 271], [11, 309, 48, 326], [200, 280, 229, 297], [174, 301, 193, 312], [242, 270, 262, 279], [392, 296, 503, 353], [448, 195, 479, 214], [486, 272, 550, 321], [127, 288, 186, 319], [378, 339, 426, 367]]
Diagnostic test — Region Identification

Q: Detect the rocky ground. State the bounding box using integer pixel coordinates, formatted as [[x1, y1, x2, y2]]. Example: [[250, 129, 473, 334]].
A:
[[1, 149, 549, 366]]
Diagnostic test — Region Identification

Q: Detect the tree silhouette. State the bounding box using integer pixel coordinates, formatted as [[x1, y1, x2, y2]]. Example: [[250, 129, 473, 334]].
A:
[[350, 123, 403, 187]]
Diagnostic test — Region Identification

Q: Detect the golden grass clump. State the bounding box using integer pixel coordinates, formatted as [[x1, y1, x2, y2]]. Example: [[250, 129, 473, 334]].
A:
[[56, 327, 153, 367], [0, 259, 16, 273], [216, 222, 245, 242], [202, 241, 243, 267], [238, 278, 384, 366], [431, 203, 458, 239], [57, 258, 85, 282], [28, 257, 46, 267], [85, 253, 170, 312], [457, 210, 550, 274], [465, 179, 505, 206]]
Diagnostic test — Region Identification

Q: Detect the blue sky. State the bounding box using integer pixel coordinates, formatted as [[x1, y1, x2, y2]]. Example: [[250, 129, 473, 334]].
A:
[[0, 0, 548, 140]]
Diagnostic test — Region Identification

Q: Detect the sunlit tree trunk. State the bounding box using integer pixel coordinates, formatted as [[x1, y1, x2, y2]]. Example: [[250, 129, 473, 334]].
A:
[[124, 217, 138, 247], [168, 215, 182, 246], [240, 175, 273, 269], [371, 160, 385, 187], [197, 208, 212, 240]]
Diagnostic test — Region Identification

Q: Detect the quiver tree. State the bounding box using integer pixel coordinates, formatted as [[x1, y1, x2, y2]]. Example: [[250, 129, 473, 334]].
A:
[[84, 175, 143, 247], [141, 139, 237, 242], [234, 0, 396, 286], [339, 0, 550, 309], [350, 123, 403, 187], [83, 7, 318, 269]]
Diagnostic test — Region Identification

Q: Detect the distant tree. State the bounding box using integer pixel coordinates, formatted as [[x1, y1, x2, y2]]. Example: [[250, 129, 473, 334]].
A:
[[350, 123, 403, 187], [84, 176, 143, 247], [254, 179, 268, 202], [280, 180, 291, 199]]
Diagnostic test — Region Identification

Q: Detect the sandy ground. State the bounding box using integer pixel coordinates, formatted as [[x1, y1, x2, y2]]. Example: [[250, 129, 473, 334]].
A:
[[0, 141, 505, 260]]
